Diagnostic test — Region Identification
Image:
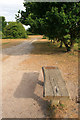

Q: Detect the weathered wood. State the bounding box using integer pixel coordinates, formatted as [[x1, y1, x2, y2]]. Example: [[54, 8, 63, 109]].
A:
[[42, 66, 69, 100]]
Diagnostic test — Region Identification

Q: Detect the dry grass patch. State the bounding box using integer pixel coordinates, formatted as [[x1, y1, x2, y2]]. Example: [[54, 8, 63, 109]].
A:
[[19, 38, 78, 118], [31, 41, 66, 55], [20, 38, 78, 86], [51, 100, 78, 118], [31, 38, 78, 55], [19, 54, 78, 118], [20, 38, 78, 83], [28, 35, 43, 39], [1, 39, 27, 49], [1, 35, 43, 49]]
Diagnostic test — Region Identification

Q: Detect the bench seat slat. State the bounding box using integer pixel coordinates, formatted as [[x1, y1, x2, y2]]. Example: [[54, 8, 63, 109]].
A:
[[49, 69, 62, 96], [42, 66, 69, 100], [43, 69, 53, 97]]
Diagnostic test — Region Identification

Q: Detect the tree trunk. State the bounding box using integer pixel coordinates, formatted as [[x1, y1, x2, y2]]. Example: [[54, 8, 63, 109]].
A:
[[59, 41, 63, 48], [63, 40, 71, 52], [53, 40, 55, 44], [51, 39, 52, 43], [70, 41, 74, 52]]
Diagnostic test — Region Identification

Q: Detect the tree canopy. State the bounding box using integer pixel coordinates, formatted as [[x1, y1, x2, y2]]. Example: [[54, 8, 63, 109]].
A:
[[0, 16, 7, 38], [16, 2, 80, 51], [0, 16, 7, 33], [4, 22, 27, 39]]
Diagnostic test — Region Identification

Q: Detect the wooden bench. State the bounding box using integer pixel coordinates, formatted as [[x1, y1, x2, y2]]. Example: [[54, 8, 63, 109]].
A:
[[42, 66, 69, 105]]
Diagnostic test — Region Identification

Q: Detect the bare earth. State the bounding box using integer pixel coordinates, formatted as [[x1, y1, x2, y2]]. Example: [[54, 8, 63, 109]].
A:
[[2, 35, 51, 118], [2, 35, 78, 118]]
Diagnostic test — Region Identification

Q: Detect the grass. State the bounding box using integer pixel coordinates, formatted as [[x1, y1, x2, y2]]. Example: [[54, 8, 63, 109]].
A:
[[19, 36, 78, 118], [1, 35, 78, 55], [59, 103, 65, 108], [31, 38, 78, 56], [2, 42, 10, 45], [31, 41, 66, 55], [1, 35, 43, 49], [1, 39, 23, 49]]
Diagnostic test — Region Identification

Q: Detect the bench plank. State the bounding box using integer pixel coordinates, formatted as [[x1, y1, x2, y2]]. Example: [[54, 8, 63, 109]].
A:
[[44, 69, 53, 97], [42, 66, 69, 100]]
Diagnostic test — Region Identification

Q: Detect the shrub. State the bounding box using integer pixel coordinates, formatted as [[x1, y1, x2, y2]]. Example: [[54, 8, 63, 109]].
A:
[[0, 31, 5, 39], [26, 31, 34, 35], [0, 31, 2, 38], [4, 22, 27, 39]]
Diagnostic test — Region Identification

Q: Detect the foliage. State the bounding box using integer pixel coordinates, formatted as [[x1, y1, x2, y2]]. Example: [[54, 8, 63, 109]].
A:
[[0, 16, 7, 33], [26, 28, 37, 35], [44, 3, 80, 51], [16, 2, 80, 51], [26, 31, 34, 35], [0, 31, 5, 39], [78, 39, 80, 50], [4, 22, 27, 39], [0, 17, 2, 32], [0, 31, 2, 38], [15, 2, 50, 34]]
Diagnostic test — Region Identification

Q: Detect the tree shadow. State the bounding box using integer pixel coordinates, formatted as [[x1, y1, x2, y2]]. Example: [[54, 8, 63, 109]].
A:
[[2, 40, 66, 56], [31, 42, 66, 55], [14, 72, 51, 118]]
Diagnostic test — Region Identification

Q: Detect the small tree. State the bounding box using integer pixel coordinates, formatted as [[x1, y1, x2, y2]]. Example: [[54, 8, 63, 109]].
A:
[[0, 16, 7, 33], [4, 22, 27, 39]]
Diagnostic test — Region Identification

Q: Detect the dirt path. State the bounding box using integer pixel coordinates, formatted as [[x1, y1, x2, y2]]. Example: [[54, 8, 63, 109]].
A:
[[2, 35, 78, 118], [2, 36, 50, 118]]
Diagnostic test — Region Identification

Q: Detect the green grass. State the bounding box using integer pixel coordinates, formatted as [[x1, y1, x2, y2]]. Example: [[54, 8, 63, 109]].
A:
[[59, 103, 65, 108], [2, 42, 10, 45]]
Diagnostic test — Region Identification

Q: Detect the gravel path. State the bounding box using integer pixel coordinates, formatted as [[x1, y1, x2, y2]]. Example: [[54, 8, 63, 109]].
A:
[[2, 37, 50, 118]]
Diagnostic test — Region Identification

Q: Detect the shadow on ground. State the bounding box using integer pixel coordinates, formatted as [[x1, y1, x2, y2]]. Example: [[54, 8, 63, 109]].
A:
[[14, 72, 51, 118], [2, 41, 66, 56], [31, 41, 66, 55]]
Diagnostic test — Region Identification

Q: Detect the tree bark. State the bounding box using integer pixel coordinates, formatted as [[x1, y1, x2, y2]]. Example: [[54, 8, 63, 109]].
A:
[[59, 41, 63, 48], [63, 40, 71, 52], [53, 40, 55, 44], [70, 41, 74, 48], [51, 39, 52, 43]]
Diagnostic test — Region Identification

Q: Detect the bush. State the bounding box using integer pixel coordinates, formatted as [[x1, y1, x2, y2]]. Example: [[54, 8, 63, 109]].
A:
[[0, 31, 2, 38], [4, 22, 27, 39], [26, 31, 34, 35], [0, 31, 5, 39]]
